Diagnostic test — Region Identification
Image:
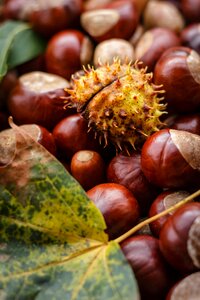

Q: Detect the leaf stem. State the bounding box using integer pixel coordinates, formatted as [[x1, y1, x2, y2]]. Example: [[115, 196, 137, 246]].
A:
[[114, 189, 200, 244]]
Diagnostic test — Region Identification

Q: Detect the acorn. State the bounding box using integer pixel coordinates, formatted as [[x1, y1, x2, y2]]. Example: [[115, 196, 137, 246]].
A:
[[65, 59, 166, 152]]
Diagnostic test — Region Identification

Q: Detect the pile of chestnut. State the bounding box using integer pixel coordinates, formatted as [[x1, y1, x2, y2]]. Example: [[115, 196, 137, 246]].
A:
[[0, 0, 200, 299]]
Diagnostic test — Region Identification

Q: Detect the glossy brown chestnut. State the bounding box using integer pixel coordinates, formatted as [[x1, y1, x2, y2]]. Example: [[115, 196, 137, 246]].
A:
[[135, 27, 180, 71], [159, 202, 200, 273], [7, 71, 71, 130], [45, 30, 93, 80], [52, 114, 100, 160], [70, 150, 106, 190], [181, 23, 200, 54], [149, 190, 190, 237], [171, 113, 200, 135], [107, 152, 161, 216], [87, 183, 140, 239], [121, 235, 173, 300], [28, 0, 82, 37], [80, 0, 139, 42], [181, 0, 200, 22], [141, 128, 200, 189], [143, 1, 185, 33], [3, 0, 82, 37], [154, 46, 200, 113], [166, 272, 200, 300]]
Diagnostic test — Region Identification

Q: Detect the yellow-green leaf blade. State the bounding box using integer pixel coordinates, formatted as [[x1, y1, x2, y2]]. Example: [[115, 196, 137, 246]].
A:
[[0, 123, 107, 242], [0, 241, 139, 300]]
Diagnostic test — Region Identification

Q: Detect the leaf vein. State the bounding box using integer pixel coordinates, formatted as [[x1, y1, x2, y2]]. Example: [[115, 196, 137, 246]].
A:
[[103, 246, 123, 300], [0, 243, 104, 282], [71, 246, 104, 300]]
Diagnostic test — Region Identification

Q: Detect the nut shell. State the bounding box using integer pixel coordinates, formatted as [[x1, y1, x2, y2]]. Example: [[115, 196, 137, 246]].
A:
[[141, 128, 200, 189], [87, 182, 139, 239], [154, 46, 200, 113], [149, 190, 190, 237], [52, 114, 100, 160], [121, 235, 173, 299], [7, 71, 70, 129], [70, 150, 106, 190], [159, 202, 200, 273], [107, 152, 160, 215]]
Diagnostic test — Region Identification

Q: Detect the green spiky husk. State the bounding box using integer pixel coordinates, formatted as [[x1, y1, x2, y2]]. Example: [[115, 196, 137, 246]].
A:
[[65, 59, 167, 151]]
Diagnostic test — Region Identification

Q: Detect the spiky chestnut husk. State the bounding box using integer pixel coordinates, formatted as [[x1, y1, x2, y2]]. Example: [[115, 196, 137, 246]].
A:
[[65, 59, 167, 152]]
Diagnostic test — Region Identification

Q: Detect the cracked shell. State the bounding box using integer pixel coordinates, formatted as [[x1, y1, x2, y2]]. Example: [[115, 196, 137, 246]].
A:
[[65, 59, 167, 151]]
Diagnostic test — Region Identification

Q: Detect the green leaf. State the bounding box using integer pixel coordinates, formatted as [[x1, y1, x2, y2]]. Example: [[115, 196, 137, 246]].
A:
[[0, 122, 140, 300], [7, 26, 46, 70], [0, 239, 139, 300], [0, 20, 46, 80]]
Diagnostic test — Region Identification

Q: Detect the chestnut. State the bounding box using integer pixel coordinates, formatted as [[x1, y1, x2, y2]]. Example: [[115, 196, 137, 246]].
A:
[[121, 235, 173, 300], [154, 46, 200, 113], [93, 38, 134, 67], [28, 0, 83, 37], [45, 30, 94, 80], [143, 0, 185, 33], [159, 202, 200, 273], [135, 27, 180, 71], [70, 150, 106, 190], [171, 113, 200, 135], [3, 0, 83, 37], [181, 0, 200, 22], [80, 0, 139, 42], [107, 152, 161, 216], [181, 23, 200, 54], [7, 71, 71, 130], [141, 128, 200, 189], [52, 113, 100, 160], [149, 190, 190, 237], [166, 271, 200, 300], [87, 183, 140, 239]]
